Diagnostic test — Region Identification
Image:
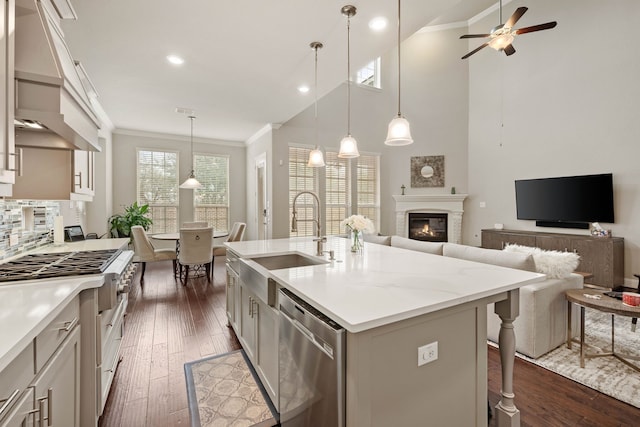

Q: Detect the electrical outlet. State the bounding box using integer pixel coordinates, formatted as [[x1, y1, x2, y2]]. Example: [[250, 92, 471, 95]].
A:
[[9, 234, 19, 247], [418, 341, 438, 366], [479, 201, 486, 208]]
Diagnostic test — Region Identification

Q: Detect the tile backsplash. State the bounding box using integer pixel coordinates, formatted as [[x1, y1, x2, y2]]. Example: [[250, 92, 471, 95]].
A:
[[0, 200, 60, 260]]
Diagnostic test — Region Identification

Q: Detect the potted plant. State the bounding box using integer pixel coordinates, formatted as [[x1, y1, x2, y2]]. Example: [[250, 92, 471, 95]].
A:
[[109, 202, 153, 238]]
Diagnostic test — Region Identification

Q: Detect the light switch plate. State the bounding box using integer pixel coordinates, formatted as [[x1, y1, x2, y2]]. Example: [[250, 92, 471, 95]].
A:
[[418, 341, 438, 366]]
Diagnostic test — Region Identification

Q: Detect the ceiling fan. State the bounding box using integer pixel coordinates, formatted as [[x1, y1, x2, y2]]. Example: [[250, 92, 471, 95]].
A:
[[460, 2, 557, 60]]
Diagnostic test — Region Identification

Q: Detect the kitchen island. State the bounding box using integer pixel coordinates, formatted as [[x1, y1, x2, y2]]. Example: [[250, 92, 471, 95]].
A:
[[226, 236, 545, 427]]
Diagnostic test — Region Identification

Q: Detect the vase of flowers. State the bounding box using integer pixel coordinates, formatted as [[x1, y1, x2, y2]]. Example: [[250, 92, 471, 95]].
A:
[[340, 215, 375, 253]]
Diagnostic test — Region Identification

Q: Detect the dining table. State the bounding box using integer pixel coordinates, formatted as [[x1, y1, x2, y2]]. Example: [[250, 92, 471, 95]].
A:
[[151, 231, 229, 279]]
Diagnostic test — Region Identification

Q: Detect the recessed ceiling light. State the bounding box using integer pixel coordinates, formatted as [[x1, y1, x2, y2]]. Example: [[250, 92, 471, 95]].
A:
[[166, 55, 184, 65], [369, 16, 388, 31], [298, 85, 310, 94]]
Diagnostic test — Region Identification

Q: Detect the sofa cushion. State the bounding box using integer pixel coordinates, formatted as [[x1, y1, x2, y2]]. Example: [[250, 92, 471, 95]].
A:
[[503, 244, 580, 279], [390, 236, 443, 255], [363, 234, 391, 246], [443, 243, 536, 272]]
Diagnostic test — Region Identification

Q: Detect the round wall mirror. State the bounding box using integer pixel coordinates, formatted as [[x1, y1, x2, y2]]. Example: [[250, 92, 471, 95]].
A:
[[421, 165, 434, 178]]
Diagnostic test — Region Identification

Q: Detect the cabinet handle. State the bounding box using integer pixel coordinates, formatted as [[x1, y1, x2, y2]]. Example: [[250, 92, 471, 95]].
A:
[[252, 300, 258, 317], [248, 297, 253, 317], [75, 171, 82, 188], [7, 148, 23, 176], [58, 316, 78, 332], [0, 389, 21, 418]]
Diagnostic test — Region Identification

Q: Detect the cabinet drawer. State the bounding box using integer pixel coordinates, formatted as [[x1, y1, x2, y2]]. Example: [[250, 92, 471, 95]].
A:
[[99, 311, 123, 413], [97, 298, 127, 366], [35, 297, 79, 371], [0, 342, 34, 423]]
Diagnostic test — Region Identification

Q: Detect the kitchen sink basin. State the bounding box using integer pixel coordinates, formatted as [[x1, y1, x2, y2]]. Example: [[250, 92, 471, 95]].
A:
[[249, 253, 327, 270]]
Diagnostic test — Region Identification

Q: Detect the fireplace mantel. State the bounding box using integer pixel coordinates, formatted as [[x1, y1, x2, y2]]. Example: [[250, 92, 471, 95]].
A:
[[392, 194, 468, 243]]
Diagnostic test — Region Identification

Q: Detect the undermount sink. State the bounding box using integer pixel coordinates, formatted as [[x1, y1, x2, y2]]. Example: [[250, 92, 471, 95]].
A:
[[249, 253, 328, 270]]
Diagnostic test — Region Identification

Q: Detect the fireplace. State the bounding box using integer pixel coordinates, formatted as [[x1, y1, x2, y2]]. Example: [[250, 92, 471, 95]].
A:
[[408, 213, 448, 242], [392, 194, 467, 244]]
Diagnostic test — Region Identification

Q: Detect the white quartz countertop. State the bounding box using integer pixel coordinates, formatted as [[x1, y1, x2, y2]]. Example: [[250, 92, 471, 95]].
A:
[[0, 276, 104, 372], [0, 238, 129, 372], [226, 237, 545, 333]]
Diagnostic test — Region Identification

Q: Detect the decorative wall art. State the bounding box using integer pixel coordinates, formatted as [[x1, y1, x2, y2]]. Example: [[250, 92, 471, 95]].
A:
[[410, 156, 444, 188]]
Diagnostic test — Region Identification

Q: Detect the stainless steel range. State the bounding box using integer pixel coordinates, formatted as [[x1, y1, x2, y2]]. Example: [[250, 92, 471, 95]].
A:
[[0, 249, 136, 311]]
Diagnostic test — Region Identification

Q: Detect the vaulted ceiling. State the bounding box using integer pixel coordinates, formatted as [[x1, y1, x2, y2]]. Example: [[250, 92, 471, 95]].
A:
[[61, 0, 498, 142]]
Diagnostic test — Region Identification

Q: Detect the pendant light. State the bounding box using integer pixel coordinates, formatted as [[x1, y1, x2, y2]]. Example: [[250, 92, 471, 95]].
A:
[[338, 5, 360, 159], [384, 0, 413, 146], [307, 41, 325, 167], [179, 115, 202, 189]]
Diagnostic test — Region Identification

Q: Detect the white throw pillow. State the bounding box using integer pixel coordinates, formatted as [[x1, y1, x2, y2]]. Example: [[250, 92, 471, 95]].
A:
[[503, 244, 580, 279]]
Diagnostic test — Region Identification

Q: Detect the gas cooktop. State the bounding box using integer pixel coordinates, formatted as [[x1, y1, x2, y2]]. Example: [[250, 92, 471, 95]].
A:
[[0, 249, 122, 283]]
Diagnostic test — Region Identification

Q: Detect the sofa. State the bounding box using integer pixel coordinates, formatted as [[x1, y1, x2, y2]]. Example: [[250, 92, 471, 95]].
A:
[[364, 234, 583, 358]]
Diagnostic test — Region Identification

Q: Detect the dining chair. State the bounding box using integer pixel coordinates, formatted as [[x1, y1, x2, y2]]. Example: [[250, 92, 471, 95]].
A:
[[179, 227, 215, 285], [211, 222, 246, 278], [130, 225, 177, 284], [182, 221, 208, 228]]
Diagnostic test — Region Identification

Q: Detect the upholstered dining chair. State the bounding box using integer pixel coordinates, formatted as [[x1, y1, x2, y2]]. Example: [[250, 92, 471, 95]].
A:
[[130, 225, 177, 284], [182, 221, 208, 228], [178, 227, 214, 285], [211, 222, 246, 279]]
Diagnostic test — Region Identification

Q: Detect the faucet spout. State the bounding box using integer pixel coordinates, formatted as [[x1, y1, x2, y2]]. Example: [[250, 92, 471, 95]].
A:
[[291, 191, 322, 238]]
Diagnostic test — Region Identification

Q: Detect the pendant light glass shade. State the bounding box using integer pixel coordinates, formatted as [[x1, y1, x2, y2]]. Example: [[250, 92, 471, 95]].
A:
[[338, 135, 360, 158], [385, 0, 413, 146], [385, 116, 413, 146], [338, 5, 359, 159], [180, 115, 202, 189], [307, 41, 325, 168], [307, 147, 325, 167]]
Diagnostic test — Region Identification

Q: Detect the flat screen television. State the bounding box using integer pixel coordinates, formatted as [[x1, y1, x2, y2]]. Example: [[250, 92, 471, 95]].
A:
[[515, 173, 614, 229]]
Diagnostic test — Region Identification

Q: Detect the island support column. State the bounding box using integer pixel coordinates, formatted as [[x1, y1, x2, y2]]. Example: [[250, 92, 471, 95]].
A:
[[494, 289, 520, 427]]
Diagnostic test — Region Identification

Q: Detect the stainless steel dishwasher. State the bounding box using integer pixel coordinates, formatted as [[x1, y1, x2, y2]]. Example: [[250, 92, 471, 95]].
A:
[[278, 288, 345, 427]]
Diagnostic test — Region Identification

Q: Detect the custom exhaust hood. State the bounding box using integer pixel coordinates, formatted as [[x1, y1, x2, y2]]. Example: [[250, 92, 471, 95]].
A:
[[14, 0, 101, 151]]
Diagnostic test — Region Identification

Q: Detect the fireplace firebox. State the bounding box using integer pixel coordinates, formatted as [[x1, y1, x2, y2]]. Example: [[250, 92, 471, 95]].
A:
[[408, 213, 448, 242]]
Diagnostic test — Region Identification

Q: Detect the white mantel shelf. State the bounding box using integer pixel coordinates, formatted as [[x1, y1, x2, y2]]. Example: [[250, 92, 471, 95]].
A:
[[392, 194, 469, 203], [392, 193, 468, 243]]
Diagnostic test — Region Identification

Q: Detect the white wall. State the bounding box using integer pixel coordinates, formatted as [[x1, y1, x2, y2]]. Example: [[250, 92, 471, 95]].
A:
[[273, 25, 470, 238], [465, 0, 640, 279], [111, 131, 247, 231]]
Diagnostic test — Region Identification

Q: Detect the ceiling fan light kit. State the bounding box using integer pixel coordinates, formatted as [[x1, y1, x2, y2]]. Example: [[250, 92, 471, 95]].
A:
[[338, 5, 360, 159], [460, 2, 557, 59], [307, 41, 326, 167], [385, 0, 413, 146]]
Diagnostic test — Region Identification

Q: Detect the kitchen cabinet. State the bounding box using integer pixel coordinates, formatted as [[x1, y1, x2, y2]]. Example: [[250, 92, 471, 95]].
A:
[[0, 297, 80, 427], [9, 146, 94, 201], [73, 150, 95, 196], [482, 229, 624, 287], [255, 298, 278, 401], [239, 285, 258, 361], [225, 263, 239, 328], [0, 0, 16, 193]]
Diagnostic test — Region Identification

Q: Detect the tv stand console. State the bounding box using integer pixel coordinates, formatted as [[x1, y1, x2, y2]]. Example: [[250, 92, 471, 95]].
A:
[[481, 229, 624, 288]]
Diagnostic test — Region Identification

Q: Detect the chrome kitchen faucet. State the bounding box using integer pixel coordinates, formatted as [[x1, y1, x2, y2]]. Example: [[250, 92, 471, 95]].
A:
[[291, 191, 325, 256]]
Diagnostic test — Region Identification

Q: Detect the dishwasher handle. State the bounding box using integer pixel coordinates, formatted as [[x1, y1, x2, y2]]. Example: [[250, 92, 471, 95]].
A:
[[280, 307, 336, 359]]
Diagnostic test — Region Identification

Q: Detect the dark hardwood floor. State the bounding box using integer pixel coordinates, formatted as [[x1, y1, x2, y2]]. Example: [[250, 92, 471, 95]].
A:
[[99, 259, 639, 427]]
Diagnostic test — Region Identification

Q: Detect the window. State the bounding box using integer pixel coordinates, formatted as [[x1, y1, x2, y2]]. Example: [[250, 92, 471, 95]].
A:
[[356, 154, 380, 231], [137, 149, 179, 233], [193, 154, 229, 232], [288, 146, 380, 236], [325, 151, 349, 235], [289, 146, 318, 237], [356, 57, 381, 88]]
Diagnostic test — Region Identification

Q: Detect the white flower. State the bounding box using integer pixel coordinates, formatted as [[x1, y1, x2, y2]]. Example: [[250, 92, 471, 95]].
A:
[[340, 215, 375, 234]]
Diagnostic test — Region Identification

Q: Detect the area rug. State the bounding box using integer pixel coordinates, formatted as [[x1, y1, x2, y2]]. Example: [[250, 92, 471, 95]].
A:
[[513, 309, 640, 408], [184, 350, 278, 427]]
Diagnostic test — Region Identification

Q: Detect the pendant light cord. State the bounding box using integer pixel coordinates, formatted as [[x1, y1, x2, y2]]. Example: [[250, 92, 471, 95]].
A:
[[314, 45, 319, 146], [397, 0, 401, 116], [346, 13, 352, 135], [189, 115, 195, 171]]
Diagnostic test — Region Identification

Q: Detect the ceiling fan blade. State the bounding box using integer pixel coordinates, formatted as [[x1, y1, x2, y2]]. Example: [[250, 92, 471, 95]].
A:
[[460, 34, 490, 39], [461, 42, 490, 60], [505, 7, 528, 28], [503, 44, 516, 56], [515, 21, 557, 35]]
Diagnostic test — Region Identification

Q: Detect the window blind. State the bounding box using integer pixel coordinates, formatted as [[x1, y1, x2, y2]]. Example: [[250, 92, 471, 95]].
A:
[[193, 154, 230, 232], [137, 149, 179, 233]]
